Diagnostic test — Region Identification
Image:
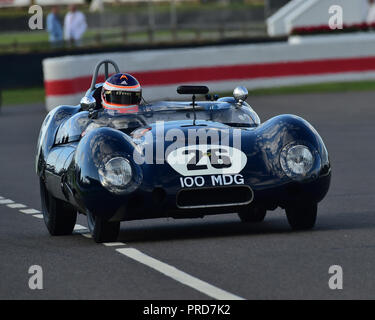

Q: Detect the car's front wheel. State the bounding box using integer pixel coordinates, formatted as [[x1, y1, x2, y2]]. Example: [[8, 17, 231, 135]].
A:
[[285, 203, 317, 230], [40, 179, 77, 235], [238, 206, 267, 223], [87, 211, 120, 243]]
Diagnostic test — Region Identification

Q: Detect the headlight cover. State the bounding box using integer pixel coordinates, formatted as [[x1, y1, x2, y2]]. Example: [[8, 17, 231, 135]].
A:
[[99, 157, 133, 194], [280, 144, 314, 180]]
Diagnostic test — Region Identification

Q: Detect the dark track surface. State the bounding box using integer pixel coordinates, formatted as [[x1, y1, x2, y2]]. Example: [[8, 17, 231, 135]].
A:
[[1, 91, 374, 299]]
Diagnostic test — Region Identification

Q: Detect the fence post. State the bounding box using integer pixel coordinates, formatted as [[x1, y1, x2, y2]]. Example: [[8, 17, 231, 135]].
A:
[[264, 0, 271, 18], [95, 33, 101, 45], [242, 23, 247, 37], [148, 0, 155, 40], [170, 0, 177, 41], [194, 27, 201, 41], [122, 30, 127, 44], [219, 24, 225, 40], [148, 28, 155, 43]]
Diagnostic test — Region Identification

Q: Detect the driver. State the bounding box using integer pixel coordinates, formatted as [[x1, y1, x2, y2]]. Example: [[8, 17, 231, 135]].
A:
[[101, 73, 142, 114]]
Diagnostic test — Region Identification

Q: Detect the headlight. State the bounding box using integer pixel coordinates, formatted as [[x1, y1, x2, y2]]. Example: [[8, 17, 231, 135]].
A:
[[280, 145, 314, 179], [99, 157, 133, 193]]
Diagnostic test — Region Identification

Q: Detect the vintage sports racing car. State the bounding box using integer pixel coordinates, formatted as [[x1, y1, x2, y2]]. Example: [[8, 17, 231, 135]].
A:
[[36, 60, 331, 243]]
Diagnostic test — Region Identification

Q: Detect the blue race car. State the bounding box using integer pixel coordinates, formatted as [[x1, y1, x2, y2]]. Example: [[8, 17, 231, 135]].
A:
[[36, 60, 331, 243]]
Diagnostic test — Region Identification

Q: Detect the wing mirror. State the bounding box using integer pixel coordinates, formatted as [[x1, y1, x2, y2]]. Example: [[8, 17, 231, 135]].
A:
[[80, 96, 96, 111], [233, 86, 248, 105]]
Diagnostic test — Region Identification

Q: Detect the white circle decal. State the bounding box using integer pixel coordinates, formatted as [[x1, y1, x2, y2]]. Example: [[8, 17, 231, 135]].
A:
[[167, 144, 247, 176]]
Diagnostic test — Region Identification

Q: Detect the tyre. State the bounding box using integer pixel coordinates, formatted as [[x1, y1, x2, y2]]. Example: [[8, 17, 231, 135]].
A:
[[238, 206, 267, 223], [40, 179, 77, 235], [87, 211, 120, 243], [285, 203, 317, 230]]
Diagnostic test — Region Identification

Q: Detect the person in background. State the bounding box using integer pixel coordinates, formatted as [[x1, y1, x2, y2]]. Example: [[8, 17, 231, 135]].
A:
[[64, 5, 87, 47], [367, 0, 375, 24], [46, 6, 63, 47]]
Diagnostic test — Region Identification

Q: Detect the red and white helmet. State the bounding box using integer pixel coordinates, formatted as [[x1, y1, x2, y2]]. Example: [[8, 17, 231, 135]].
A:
[[101, 73, 142, 113]]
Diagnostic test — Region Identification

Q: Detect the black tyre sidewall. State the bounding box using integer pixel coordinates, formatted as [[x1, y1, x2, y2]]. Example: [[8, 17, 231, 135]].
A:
[[40, 179, 77, 235], [286, 203, 317, 230], [87, 211, 120, 243], [238, 207, 267, 223]]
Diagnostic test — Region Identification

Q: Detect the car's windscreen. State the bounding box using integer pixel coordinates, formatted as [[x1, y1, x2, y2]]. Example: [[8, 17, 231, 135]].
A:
[[100, 101, 260, 128], [55, 101, 260, 144]]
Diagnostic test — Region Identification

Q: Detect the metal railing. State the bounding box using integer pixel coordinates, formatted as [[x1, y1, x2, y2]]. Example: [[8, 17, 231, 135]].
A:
[[0, 22, 267, 54]]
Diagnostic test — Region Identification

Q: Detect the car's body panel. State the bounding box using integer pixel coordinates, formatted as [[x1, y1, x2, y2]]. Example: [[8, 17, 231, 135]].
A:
[[36, 94, 331, 223]]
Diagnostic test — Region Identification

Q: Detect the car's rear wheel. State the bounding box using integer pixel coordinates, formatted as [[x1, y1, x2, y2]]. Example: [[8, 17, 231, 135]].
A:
[[285, 203, 317, 230], [238, 206, 267, 223], [40, 179, 77, 235], [87, 211, 120, 243]]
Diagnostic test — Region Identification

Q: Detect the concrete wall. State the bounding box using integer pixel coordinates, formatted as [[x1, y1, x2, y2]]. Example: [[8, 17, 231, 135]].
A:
[[267, 0, 305, 36], [268, 0, 369, 36], [43, 32, 375, 111]]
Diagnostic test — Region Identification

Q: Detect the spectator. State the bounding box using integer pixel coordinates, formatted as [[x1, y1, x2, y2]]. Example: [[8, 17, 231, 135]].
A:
[[64, 5, 87, 46], [367, 0, 375, 24], [46, 6, 63, 47]]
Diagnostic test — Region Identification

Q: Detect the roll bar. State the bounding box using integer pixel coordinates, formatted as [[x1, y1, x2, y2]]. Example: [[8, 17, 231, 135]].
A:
[[89, 59, 120, 91]]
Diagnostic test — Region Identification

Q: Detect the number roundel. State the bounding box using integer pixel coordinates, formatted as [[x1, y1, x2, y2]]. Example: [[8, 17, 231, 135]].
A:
[[166, 144, 247, 176]]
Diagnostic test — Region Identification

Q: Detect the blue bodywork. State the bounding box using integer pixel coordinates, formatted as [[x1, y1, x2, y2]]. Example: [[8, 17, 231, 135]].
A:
[[36, 91, 331, 223]]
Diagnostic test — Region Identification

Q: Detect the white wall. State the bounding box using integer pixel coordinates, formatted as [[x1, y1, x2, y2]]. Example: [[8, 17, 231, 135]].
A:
[[0, 0, 30, 8], [268, 0, 369, 37], [35, 0, 84, 5], [267, 0, 306, 37]]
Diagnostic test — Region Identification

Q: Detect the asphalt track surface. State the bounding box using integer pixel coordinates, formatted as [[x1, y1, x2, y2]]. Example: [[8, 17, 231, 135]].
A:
[[1, 91, 375, 300]]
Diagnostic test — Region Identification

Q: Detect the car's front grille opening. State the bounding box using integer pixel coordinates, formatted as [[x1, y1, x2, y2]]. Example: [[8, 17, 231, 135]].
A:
[[176, 185, 253, 209]]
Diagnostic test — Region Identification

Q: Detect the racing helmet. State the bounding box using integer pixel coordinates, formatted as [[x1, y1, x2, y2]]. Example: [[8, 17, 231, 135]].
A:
[[101, 73, 142, 113]]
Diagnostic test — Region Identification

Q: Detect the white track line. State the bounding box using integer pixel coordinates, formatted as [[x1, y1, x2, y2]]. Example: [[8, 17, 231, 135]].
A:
[[81, 233, 92, 238], [0, 199, 15, 204], [103, 242, 126, 247], [116, 248, 245, 300], [1, 194, 244, 300], [20, 209, 40, 215], [7, 203, 27, 209], [74, 224, 88, 231]]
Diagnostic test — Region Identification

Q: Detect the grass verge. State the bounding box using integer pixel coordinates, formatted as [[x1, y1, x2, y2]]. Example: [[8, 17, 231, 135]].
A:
[[1, 87, 45, 106], [2, 80, 375, 106]]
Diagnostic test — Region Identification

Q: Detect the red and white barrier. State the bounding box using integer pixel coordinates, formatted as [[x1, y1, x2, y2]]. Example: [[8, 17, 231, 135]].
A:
[[43, 32, 375, 111]]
